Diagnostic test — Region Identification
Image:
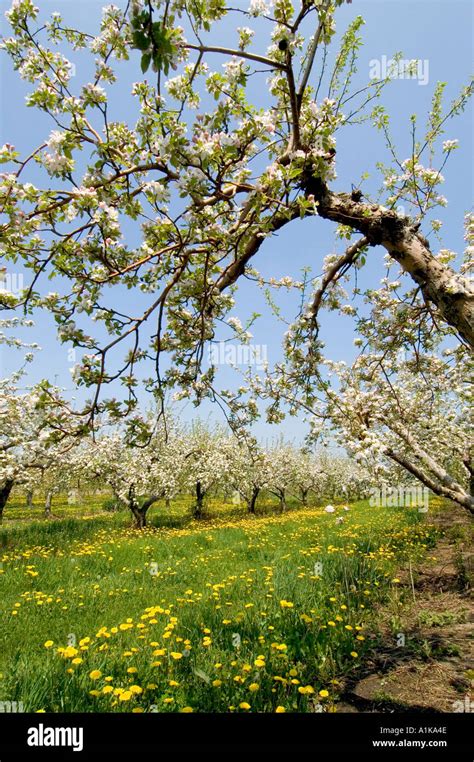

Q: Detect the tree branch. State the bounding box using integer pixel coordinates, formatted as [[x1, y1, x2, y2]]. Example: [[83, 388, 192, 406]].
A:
[[185, 43, 287, 71]]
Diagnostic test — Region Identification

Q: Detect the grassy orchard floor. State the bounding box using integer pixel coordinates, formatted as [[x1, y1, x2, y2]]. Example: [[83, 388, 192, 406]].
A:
[[0, 496, 440, 713]]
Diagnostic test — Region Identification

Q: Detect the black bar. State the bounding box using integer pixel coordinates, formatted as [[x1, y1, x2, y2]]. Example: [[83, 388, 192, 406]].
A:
[[0, 712, 472, 758]]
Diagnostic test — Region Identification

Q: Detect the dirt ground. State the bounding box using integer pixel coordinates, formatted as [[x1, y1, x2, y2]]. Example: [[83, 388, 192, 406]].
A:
[[337, 502, 473, 713]]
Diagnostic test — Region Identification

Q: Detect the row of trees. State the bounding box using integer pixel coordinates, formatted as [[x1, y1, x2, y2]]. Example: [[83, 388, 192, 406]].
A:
[[2, 404, 372, 526], [80, 426, 374, 525], [1, 306, 471, 525]]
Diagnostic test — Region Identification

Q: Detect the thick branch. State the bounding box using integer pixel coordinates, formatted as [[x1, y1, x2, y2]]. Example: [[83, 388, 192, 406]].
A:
[[311, 236, 368, 325], [216, 203, 305, 292], [390, 420, 471, 498], [185, 44, 287, 71], [385, 447, 474, 514], [305, 180, 474, 347]]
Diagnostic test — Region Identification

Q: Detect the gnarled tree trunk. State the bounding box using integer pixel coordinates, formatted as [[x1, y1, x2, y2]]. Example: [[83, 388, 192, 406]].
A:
[[194, 480, 205, 519], [247, 485, 260, 514], [44, 489, 53, 518], [129, 485, 162, 528], [0, 479, 14, 523]]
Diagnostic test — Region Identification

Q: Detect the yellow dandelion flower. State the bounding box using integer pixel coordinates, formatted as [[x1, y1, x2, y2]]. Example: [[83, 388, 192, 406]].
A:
[[89, 670, 102, 680]]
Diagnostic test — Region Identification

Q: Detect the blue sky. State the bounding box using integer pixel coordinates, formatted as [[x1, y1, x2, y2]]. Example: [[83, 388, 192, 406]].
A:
[[0, 0, 472, 443]]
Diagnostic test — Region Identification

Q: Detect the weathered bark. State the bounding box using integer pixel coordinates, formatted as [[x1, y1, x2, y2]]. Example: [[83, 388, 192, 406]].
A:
[[385, 447, 474, 514], [129, 488, 161, 528], [131, 504, 147, 528], [307, 180, 474, 348], [128, 484, 146, 529], [0, 479, 14, 523], [269, 488, 288, 511], [391, 422, 471, 500], [44, 489, 53, 517], [462, 448, 473, 497], [277, 489, 287, 512], [247, 485, 260, 514], [26, 489, 34, 508], [194, 480, 205, 519], [299, 487, 309, 507], [210, 157, 473, 346]]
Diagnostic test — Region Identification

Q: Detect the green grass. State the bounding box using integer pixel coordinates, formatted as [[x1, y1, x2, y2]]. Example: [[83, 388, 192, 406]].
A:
[[0, 496, 439, 713]]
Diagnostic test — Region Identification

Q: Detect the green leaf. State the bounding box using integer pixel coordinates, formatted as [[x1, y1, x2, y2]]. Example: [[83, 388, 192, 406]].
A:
[[152, 21, 164, 43], [132, 30, 150, 51], [141, 52, 151, 74]]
